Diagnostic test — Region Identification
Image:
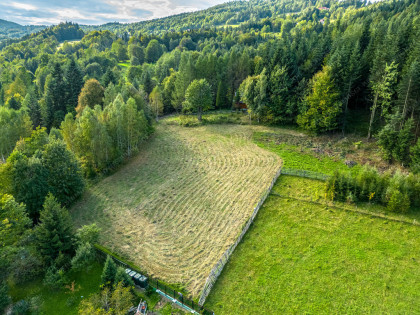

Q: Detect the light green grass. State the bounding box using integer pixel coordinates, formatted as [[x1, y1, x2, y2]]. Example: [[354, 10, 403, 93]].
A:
[[9, 262, 103, 315], [118, 61, 130, 68], [253, 132, 361, 175], [205, 176, 420, 314]]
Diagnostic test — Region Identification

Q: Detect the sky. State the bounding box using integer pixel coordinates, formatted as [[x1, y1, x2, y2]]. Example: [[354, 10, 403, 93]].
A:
[[0, 0, 228, 26]]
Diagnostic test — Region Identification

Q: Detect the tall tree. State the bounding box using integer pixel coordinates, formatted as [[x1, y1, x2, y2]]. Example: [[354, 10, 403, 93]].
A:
[[65, 59, 84, 112], [76, 79, 104, 116], [367, 62, 398, 139], [149, 85, 164, 120], [145, 39, 163, 63], [43, 63, 66, 130], [35, 194, 75, 265], [183, 79, 212, 121], [42, 139, 84, 206], [23, 92, 42, 128], [297, 65, 342, 133]]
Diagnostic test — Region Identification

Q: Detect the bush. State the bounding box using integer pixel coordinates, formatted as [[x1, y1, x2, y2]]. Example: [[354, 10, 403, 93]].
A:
[[326, 166, 419, 213], [115, 267, 134, 288], [386, 189, 410, 213], [76, 223, 101, 245], [71, 242, 96, 271], [43, 266, 66, 290], [10, 249, 43, 284]]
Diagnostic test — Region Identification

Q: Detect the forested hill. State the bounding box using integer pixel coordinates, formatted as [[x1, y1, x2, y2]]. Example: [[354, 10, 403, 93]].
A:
[[0, 19, 46, 42], [80, 0, 356, 35], [1, 0, 420, 171]]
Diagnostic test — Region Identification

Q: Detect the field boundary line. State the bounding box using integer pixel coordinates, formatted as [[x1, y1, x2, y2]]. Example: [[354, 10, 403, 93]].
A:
[[281, 168, 330, 181], [271, 193, 420, 227], [198, 164, 283, 306]]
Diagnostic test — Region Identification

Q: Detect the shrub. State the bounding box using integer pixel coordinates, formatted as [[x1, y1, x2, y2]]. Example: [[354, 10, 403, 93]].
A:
[[76, 223, 101, 245], [326, 166, 419, 213], [43, 266, 66, 290], [115, 267, 134, 288], [386, 188, 410, 213], [71, 242, 96, 271]]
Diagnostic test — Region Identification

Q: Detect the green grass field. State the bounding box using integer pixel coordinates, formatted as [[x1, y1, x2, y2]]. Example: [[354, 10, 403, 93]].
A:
[[205, 176, 420, 314]]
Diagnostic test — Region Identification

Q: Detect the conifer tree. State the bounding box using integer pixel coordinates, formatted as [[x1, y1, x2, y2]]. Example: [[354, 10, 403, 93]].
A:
[[23, 92, 42, 128], [42, 139, 84, 206], [43, 63, 66, 130], [101, 255, 117, 287], [65, 59, 84, 112], [35, 194, 75, 265]]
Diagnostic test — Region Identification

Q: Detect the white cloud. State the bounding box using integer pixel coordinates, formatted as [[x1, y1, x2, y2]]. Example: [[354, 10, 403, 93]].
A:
[[0, 0, 228, 25], [8, 2, 38, 11]]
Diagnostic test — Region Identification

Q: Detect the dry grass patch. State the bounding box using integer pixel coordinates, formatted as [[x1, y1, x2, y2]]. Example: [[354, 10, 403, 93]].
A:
[[71, 123, 281, 296]]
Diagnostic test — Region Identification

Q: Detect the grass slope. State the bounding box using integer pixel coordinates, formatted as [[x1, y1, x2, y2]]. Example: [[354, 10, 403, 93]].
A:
[[205, 176, 420, 314], [71, 123, 281, 296]]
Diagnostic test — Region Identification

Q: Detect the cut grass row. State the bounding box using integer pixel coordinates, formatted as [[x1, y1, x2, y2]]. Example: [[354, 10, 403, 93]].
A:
[[71, 123, 281, 297], [205, 176, 420, 314]]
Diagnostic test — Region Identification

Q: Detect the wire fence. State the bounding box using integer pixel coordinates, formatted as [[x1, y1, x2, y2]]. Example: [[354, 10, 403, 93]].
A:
[[281, 168, 330, 181], [95, 248, 214, 315], [198, 165, 283, 306]]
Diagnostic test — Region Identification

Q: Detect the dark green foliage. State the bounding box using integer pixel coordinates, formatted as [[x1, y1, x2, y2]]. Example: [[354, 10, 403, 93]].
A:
[[102, 68, 116, 87], [326, 167, 420, 213], [411, 139, 420, 173], [9, 248, 43, 284], [75, 223, 101, 245], [71, 242, 96, 271], [23, 92, 42, 128], [43, 265, 66, 290], [43, 63, 66, 130], [0, 282, 10, 313], [65, 59, 84, 112], [35, 194, 75, 265], [41, 139, 84, 206], [101, 255, 117, 287], [378, 117, 415, 164], [145, 39, 163, 63], [8, 152, 49, 220], [115, 267, 134, 288]]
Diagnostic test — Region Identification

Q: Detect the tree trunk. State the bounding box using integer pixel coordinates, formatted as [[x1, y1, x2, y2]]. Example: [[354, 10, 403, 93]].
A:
[[367, 92, 379, 140], [342, 80, 352, 135], [197, 109, 202, 122], [401, 77, 411, 125]]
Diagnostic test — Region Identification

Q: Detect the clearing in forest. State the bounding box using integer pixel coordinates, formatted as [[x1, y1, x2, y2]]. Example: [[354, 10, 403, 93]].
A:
[[71, 123, 281, 296]]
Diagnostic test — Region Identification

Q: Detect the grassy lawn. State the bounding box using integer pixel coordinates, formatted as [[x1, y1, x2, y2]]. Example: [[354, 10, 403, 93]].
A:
[[205, 175, 420, 314], [71, 123, 281, 297], [9, 262, 103, 315]]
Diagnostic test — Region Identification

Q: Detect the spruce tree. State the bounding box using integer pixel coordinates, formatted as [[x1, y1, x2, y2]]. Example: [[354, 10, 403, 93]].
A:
[[43, 63, 66, 130], [23, 92, 42, 128], [35, 194, 75, 265], [101, 255, 117, 287], [65, 59, 84, 112], [42, 139, 84, 206]]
